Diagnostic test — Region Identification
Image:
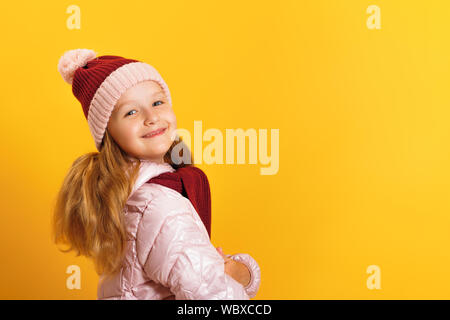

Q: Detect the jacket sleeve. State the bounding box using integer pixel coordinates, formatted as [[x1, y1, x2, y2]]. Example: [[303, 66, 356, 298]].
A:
[[226, 253, 261, 298], [140, 211, 250, 300]]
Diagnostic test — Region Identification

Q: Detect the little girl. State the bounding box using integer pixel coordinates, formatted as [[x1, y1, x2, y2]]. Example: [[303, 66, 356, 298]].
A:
[[53, 49, 261, 300]]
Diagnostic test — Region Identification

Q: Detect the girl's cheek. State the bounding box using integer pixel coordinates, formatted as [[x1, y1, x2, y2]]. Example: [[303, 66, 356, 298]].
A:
[[122, 123, 138, 138], [167, 111, 177, 127]]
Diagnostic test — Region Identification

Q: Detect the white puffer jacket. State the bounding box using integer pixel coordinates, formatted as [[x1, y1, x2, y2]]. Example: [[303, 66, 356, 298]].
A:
[[97, 160, 261, 299]]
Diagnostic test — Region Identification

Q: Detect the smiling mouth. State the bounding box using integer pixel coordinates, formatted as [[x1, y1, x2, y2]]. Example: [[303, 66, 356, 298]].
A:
[[142, 128, 166, 138]]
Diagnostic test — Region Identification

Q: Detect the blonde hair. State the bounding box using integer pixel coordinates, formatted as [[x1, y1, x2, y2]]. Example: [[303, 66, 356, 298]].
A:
[[52, 129, 193, 276]]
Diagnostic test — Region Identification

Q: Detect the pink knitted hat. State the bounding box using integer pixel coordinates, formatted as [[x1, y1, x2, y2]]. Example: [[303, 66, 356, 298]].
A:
[[57, 49, 172, 151]]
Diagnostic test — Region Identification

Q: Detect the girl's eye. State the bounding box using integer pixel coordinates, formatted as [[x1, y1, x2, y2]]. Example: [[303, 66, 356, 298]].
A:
[[125, 110, 136, 117], [124, 101, 164, 117]]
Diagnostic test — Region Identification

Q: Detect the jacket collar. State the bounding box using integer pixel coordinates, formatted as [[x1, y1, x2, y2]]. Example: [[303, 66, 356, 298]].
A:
[[128, 159, 175, 200]]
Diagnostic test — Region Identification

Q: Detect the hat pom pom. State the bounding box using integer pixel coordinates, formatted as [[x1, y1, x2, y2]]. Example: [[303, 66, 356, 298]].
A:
[[58, 49, 97, 85]]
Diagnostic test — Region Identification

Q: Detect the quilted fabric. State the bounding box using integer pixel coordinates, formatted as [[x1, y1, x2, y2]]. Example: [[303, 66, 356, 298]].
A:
[[97, 160, 261, 300]]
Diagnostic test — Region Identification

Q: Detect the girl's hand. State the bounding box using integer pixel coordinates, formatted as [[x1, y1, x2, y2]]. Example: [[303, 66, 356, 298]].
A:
[[216, 247, 251, 287]]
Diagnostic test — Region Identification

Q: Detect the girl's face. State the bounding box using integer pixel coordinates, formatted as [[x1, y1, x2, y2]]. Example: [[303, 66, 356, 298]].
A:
[[106, 80, 177, 163]]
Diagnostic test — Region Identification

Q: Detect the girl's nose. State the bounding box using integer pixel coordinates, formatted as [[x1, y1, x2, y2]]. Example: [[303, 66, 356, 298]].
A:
[[143, 108, 160, 125]]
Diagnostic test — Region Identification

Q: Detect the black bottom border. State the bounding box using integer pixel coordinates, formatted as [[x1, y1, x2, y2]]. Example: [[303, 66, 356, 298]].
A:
[[0, 300, 447, 318]]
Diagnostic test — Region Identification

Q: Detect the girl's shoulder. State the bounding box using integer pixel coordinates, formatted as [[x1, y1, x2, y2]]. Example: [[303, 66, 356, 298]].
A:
[[134, 183, 202, 263], [126, 181, 184, 212]]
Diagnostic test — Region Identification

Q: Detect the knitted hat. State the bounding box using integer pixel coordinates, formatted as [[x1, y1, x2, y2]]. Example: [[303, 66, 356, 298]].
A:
[[57, 49, 172, 151]]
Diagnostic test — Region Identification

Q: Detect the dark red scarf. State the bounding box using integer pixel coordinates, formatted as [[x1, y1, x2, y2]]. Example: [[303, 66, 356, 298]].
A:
[[146, 166, 211, 239]]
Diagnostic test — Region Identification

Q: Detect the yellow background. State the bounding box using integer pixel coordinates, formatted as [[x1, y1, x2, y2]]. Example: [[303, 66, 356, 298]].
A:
[[0, 0, 449, 299]]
